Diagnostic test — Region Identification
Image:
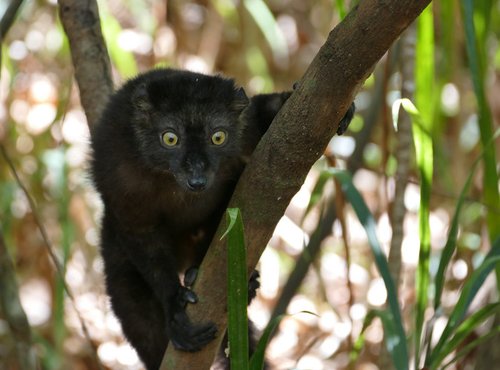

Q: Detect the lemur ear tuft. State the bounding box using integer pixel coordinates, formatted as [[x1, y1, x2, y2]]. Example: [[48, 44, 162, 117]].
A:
[[132, 83, 152, 112], [232, 86, 249, 112]]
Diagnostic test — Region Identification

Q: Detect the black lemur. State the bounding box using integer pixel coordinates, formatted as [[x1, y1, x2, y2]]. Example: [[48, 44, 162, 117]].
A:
[[90, 68, 355, 369]]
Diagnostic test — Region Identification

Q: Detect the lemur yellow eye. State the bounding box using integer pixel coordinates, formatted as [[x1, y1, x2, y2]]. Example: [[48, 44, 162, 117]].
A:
[[161, 131, 178, 147], [211, 131, 226, 146]]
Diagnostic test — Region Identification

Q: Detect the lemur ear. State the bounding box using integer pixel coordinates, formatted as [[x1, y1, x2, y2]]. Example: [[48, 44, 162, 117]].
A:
[[132, 83, 152, 112], [232, 86, 249, 112]]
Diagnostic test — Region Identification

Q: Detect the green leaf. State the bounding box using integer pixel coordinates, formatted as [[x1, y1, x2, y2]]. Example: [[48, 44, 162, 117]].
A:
[[213, 0, 239, 23], [243, 0, 288, 62], [250, 311, 317, 370], [433, 129, 500, 311], [438, 0, 455, 82], [350, 309, 381, 364], [303, 170, 331, 220], [391, 98, 430, 135], [430, 303, 500, 368], [331, 169, 408, 370], [100, 10, 138, 79], [334, 0, 347, 20], [427, 237, 500, 367], [225, 208, 249, 370], [415, 4, 436, 127], [250, 314, 284, 370], [221, 208, 239, 240], [460, 0, 500, 243], [350, 309, 406, 368], [414, 5, 435, 366], [441, 325, 500, 370]]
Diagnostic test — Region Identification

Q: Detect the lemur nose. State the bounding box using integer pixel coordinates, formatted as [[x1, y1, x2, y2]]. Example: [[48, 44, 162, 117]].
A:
[[187, 177, 207, 191]]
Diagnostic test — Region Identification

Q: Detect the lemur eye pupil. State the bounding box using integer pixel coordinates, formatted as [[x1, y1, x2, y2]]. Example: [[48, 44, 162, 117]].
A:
[[161, 131, 178, 147]]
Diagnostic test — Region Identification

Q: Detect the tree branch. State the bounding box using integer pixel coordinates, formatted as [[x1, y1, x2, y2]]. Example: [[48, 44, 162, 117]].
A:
[[0, 0, 24, 40], [0, 229, 36, 370], [58, 0, 113, 131], [162, 0, 432, 368]]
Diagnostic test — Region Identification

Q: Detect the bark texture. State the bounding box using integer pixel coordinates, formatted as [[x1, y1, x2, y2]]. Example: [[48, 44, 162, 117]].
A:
[[58, 0, 113, 131]]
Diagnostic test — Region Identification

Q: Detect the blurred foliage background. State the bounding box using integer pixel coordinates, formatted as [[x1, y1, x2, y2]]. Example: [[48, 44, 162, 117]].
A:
[[0, 0, 499, 369]]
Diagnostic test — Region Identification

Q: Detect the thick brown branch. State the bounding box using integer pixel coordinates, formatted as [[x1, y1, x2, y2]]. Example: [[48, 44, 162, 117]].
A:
[[162, 0, 432, 368], [58, 0, 113, 132]]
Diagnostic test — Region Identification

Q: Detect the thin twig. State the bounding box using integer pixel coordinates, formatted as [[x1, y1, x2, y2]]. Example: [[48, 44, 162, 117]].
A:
[[0, 144, 104, 370], [0, 0, 24, 39]]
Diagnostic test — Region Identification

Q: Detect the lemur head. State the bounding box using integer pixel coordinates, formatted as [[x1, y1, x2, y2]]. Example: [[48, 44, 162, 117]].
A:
[[128, 69, 249, 192]]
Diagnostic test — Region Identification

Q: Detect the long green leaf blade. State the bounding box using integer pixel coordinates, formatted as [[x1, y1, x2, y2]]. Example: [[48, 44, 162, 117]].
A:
[[242, 0, 288, 62], [460, 0, 500, 243], [433, 161, 477, 311], [430, 303, 500, 368], [350, 310, 378, 364], [428, 237, 500, 366], [414, 5, 435, 367], [334, 0, 347, 20], [441, 326, 500, 370], [249, 314, 284, 370], [303, 170, 331, 220], [100, 13, 138, 79], [332, 169, 408, 370], [350, 309, 400, 366], [434, 128, 500, 310], [226, 208, 249, 370]]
